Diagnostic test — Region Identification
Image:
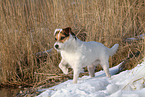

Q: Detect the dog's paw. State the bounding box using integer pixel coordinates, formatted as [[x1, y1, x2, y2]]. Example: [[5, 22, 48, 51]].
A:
[[73, 80, 77, 84]]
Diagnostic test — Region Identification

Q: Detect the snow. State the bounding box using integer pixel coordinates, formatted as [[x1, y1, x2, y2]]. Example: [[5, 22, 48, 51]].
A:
[[37, 61, 145, 97], [126, 33, 145, 41]]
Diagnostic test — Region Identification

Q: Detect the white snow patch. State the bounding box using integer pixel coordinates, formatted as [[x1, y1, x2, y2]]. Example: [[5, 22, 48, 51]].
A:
[[126, 33, 145, 41], [37, 61, 145, 97]]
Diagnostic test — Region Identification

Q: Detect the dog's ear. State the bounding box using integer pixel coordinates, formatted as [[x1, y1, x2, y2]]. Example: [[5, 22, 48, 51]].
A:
[[63, 27, 71, 35], [63, 27, 76, 39]]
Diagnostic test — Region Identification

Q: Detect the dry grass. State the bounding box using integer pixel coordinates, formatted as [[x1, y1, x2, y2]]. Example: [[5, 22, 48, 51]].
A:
[[0, 0, 144, 87]]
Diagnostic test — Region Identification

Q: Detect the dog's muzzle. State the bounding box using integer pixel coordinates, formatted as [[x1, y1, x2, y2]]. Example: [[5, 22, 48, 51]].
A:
[[54, 42, 61, 50]]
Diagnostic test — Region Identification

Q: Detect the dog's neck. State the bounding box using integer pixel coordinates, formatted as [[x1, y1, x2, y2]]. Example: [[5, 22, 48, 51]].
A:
[[62, 35, 83, 53]]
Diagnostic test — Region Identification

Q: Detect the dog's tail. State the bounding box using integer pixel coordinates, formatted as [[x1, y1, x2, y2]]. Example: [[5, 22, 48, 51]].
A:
[[109, 44, 119, 56]]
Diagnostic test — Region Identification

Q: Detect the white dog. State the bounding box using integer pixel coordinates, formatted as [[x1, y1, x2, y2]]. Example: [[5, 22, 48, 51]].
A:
[[54, 27, 119, 84]]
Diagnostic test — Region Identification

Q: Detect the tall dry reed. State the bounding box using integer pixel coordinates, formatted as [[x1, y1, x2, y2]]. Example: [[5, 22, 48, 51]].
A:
[[0, 0, 144, 86]]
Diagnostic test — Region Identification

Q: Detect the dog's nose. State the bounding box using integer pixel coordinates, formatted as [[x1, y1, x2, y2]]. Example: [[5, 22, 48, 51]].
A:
[[55, 44, 59, 49]]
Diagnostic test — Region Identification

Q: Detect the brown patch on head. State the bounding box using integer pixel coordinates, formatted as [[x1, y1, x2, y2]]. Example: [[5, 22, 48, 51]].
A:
[[62, 27, 71, 36], [54, 27, 70, 43], [55, 32, 70, 43], [54, 27, 76, 43]]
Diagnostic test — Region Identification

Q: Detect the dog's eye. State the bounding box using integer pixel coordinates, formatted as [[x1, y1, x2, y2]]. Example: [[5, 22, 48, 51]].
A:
[[60, 37, 65, 40]]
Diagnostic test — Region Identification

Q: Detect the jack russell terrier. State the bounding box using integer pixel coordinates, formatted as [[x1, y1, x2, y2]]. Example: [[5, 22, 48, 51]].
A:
[[54, 27, 119, 84]]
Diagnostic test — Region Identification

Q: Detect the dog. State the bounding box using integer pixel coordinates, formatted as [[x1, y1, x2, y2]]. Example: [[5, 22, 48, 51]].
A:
[[54, 27, 119, 84]]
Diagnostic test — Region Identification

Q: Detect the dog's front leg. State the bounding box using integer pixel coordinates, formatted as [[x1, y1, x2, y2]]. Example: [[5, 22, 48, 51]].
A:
[[59, 59, 68, 74], [73, 66, 81, 84]]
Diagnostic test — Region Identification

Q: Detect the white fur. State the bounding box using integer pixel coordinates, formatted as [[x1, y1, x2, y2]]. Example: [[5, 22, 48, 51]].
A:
[[54, 31, 119, 84]]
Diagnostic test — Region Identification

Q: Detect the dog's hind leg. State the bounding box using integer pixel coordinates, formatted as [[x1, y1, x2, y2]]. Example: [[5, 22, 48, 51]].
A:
[[88, 59, 100, 77], [102, 64, 111, 78], [59, 59, 69, 74], [87, 65, 95, 77], [101, 61, 111, 78]]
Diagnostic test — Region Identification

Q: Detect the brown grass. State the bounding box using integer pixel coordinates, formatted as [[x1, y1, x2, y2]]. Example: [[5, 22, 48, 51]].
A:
[[0, 0, 144, 87]]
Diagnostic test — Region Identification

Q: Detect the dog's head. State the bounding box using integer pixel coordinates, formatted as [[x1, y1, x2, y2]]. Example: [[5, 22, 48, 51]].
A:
[[54, 27, 76, 51]]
